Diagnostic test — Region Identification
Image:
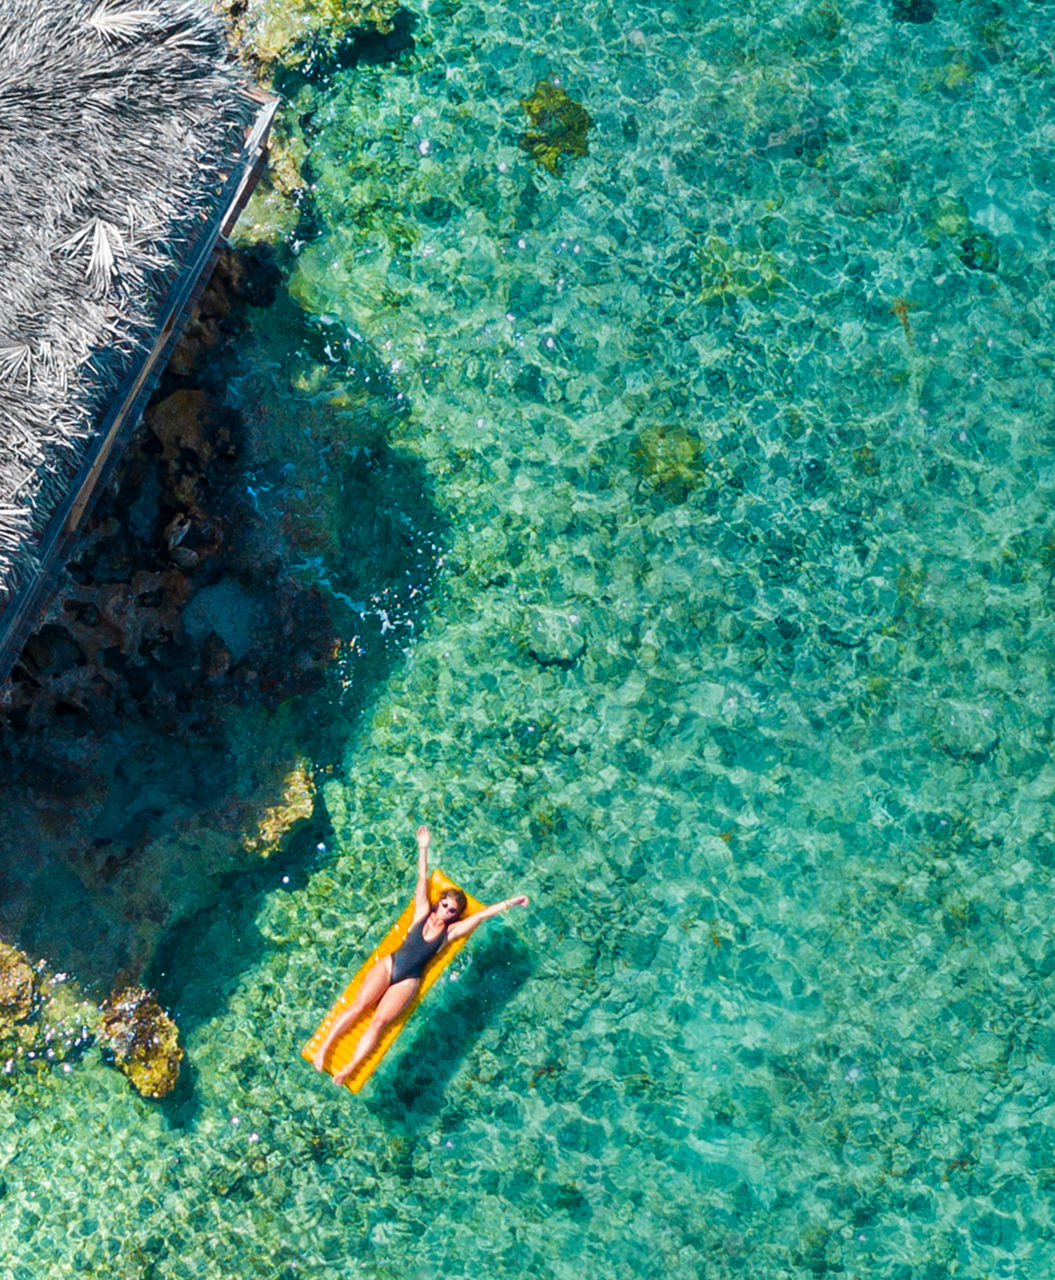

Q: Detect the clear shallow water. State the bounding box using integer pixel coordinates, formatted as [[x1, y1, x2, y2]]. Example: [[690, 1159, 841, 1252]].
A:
[[5, 0, 1055, 1276]]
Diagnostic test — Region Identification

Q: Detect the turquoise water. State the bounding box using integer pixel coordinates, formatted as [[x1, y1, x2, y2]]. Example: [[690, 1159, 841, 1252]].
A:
[[6, 0, 1055, 1276]]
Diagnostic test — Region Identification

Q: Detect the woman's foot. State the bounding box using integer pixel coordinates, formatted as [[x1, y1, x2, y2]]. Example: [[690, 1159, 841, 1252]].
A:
[[333, 1064, 354, 1087], [312, 1048, 327, 1071]]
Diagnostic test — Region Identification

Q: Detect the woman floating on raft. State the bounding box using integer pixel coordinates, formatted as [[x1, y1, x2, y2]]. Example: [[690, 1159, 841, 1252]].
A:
[[312, 825, 529, 1086]]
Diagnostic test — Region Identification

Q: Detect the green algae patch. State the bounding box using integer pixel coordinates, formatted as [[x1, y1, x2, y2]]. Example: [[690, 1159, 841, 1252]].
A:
[[99, 988, 184, 1100], [235, 178, 302, 247], [696, 235, 784, 306], [630, 424, 709, 503], [805, 0, 843, 43], [924, 195, 999, 273], [940, 54, 975, 93], [925, 195, 972, 244], [519, 80, 594, 176], [852, 444, 881, 478], [233, 90, 314, 246]]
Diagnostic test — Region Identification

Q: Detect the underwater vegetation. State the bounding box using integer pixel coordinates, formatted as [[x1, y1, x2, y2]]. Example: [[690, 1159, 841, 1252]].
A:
[[696, 234, 784, 306], [890, 296, 916, 344], [629, 423, 710, 504], [518, 79, 595, 175], [925, 195, 999, 273]]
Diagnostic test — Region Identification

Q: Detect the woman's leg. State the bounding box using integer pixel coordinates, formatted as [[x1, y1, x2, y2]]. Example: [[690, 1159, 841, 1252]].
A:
[[333, 977, 420, 1084], [312, 956, 393, 1070]]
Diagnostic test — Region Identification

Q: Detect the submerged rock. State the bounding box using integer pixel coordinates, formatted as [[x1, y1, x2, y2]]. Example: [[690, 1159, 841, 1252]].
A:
[[519, 80, 595, 176], [753, 113, 832, 165], [0, 952, 96, 1079], [960, 229, 999, 273], [924, 195, 1000, 274], [147, 389, 223, 468], [243, 760, 316, 857], [523, 607, 588, 670], [221, 0, 402, 71], [99, 987, 183, 1099], [0, 942, 35, 1027], [630, 423, 709, 503], [930, 701, 1000, 764]]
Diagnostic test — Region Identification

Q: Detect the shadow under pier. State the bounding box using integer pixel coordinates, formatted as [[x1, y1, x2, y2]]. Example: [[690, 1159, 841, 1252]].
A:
[[0, 264, 445, 1008]]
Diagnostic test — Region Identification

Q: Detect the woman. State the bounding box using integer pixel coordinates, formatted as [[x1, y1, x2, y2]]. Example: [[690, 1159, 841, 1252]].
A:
[[312, 824, 529, 1085]]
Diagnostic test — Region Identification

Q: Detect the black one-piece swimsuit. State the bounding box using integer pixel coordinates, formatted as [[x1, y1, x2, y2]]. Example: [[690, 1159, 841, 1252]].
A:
[[390, 916, 448, 984]]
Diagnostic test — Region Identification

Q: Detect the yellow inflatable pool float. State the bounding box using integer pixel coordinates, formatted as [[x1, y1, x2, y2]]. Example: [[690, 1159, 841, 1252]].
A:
[[302, 870, 483, 1093]]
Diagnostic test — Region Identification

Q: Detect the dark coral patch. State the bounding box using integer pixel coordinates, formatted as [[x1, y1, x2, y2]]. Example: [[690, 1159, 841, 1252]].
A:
[[892, 0, 936, 22]]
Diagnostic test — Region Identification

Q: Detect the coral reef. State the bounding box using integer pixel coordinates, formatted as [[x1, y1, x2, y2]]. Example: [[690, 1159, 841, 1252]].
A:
[[519, 80, 594, 176], [99, 987, 183, 1098]]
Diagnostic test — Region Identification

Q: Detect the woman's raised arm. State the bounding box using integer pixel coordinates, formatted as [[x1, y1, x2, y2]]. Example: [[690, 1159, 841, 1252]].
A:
[[447, 894, 529, 942], [412, 825, 431, 916]]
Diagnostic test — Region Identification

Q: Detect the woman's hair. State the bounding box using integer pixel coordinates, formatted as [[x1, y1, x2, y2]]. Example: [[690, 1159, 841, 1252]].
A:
[[439, 888, 467, 917]]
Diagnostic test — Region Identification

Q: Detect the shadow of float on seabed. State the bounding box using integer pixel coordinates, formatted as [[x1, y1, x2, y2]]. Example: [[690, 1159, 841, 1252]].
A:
[[366, 932, 534, 1126]]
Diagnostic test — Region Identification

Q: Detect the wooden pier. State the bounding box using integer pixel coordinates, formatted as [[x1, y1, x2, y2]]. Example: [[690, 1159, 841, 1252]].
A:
[[0, 72, 276, 689]]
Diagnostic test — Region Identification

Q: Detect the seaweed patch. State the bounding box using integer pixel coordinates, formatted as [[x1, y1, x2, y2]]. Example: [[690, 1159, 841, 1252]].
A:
[[519, 79, 594, 176]]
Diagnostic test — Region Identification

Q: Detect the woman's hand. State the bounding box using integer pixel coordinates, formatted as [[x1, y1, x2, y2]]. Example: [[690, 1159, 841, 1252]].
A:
[[417, 825, 430, 851], [510, 894, 529, 908]]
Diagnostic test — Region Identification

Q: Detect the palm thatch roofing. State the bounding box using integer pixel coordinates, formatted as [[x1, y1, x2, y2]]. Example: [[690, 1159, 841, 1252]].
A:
[[0, 0, 261, 600]]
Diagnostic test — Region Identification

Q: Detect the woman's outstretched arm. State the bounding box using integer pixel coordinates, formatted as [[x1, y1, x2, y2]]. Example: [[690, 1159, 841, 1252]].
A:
[[412, 825, 431, 917], [447, 894, 529, 942]]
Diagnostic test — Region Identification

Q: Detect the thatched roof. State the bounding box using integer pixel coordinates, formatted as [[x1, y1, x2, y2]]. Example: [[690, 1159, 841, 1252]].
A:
[[0, 0, 257, 597]]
